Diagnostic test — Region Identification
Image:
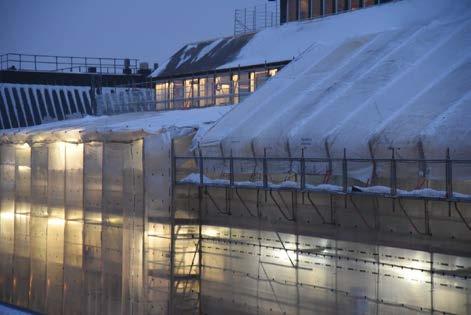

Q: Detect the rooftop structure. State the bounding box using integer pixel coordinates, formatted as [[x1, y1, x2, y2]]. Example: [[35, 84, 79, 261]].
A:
[[0, 53, 152, 130], [199, 0, 471, 165]]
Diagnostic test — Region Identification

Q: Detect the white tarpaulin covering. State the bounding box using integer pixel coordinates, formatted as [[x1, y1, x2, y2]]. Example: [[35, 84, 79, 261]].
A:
[[0, 106, 229, 314], [198, 0, 471, 181]]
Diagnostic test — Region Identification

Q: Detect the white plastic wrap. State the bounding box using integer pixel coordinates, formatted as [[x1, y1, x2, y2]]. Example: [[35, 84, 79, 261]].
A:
[[199, 2, 471, 184]]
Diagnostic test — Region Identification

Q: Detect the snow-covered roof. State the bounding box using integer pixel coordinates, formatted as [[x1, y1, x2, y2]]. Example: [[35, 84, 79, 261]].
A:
[[155, 1, 389, 77], [197, 0, 471, 164], [1, 106, 231, 144]]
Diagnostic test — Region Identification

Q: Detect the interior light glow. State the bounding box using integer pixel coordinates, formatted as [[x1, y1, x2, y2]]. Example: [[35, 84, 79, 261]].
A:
[[0, 211, 15, 221], [48, 217, 65, 226]]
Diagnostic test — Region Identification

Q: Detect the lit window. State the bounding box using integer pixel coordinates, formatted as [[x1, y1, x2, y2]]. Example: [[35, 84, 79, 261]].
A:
[[215, 76, 231, 105], [250, 72, 256, 93], [232, 74, 239, 104], [269, 69, 278, 77], [199, 78, 207, 107]]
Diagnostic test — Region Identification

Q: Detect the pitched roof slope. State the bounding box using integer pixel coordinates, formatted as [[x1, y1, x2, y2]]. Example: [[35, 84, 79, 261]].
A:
[[197, 0, 471, 179]]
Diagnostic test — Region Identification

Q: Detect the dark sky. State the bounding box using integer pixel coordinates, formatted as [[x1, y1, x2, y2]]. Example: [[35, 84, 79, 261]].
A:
[[0, 0, 268, 64]]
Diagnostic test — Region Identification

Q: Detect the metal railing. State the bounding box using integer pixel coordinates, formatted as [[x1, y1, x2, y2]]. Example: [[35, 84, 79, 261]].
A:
[[174, 151, 471, 204], [234, 1, 280, 36], [234, 0, 400, 36], [0, 53, 140, 74], [96, 89, 251, 115]]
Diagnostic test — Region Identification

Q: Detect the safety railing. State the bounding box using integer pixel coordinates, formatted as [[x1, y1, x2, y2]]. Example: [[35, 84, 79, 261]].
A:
[[234, 0, 400, 36], [96, 89, 251, 115], [174, 150, 471, 204], [0, 53, 139, 74], [234, 1, 280, 35]]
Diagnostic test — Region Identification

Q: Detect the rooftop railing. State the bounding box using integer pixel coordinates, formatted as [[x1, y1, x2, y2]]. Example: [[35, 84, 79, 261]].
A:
[[0, 53, 140, 75], [234, 1, 280, 36], [234, 0, 399, 36]]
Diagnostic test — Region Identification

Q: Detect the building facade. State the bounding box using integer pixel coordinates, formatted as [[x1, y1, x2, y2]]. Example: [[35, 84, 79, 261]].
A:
[[280, 0, 394, 23]]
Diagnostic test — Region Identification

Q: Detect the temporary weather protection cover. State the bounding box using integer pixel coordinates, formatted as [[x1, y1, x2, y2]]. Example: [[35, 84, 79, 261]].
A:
[[198, 0, 471, 181]]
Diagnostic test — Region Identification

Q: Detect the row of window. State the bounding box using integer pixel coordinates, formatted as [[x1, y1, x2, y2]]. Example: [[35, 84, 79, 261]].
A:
[[155, 68, 278, 109], [285, 0, 390, 22]]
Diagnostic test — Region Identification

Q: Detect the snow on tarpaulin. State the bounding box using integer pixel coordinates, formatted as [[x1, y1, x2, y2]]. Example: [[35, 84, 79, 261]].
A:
[[197, 0, 471, 181], [153, 0, 467, 78], [0, 106, 231, 144]]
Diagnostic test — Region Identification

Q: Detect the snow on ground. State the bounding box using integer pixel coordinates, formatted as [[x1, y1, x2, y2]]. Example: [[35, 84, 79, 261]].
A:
[[197, 0, 471, 182]]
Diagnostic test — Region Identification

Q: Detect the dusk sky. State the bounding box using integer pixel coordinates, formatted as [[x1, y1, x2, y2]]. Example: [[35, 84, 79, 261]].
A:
[[0, 0, 268, 65]]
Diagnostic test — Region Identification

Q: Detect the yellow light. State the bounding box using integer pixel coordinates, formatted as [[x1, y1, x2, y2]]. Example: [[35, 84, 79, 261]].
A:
[[394, 260, 430, 283], [204, 226, 221, 238], [48, 217, 65, 226], [18, 165, 31, 172], [18, 143, 30, 149], [0, 211, 14, 221], [269, 69, 278, 77]]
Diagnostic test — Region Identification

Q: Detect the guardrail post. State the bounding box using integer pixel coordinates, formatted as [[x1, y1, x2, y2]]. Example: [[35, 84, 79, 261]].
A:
[[34, 55, 37, 71], [244, 8, 247, 33], [19, 54, 22, 70], [446, 148, 452, 199], [342, 148, 348, 193], [265, 3, 268, 28], [390, 149, 397, 196], [55, 56, 58, 71], [199, 147, 204, 186], [171, 139, 176, 187], [70, 57, 73, 72], [300, 148, 306, 190], [253, 6, 257, 32], [263, 148, 268, 189], [230, 151, 234, 187]]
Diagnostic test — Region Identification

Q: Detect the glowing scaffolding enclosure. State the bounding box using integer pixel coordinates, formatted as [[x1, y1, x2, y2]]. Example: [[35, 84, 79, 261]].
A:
[[0, 108, 228, 314]]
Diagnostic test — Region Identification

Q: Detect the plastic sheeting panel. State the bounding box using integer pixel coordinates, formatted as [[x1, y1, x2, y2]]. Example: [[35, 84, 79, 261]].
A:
[[200, 225, 471, 315], [84, 142, 103, 223], [31, 144, 48, 217]]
